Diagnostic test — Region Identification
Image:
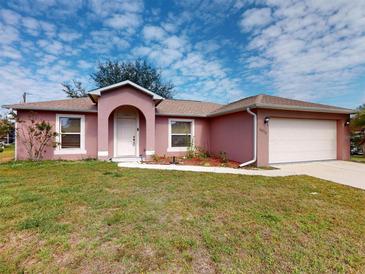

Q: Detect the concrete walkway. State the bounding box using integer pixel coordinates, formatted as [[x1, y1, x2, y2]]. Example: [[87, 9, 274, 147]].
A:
[[118, 162, 298, 177], [272, 161, 365, 190], [118, 161, 365, 190]]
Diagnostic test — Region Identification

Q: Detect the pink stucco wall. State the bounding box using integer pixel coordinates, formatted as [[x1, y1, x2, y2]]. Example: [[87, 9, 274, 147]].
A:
[[155, 116, 210, 156], [256, 109, 350, 166], [14, 94, 350, 166], [139, 111, 147, 155], [97, 86, 156, 160], [16, 110, 97, 160], [209, 111, 254, 163]]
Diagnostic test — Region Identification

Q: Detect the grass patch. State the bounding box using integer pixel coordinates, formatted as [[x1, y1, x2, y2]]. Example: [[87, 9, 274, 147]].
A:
[[0, 160, 364, 272], [0, 144, 14, 163], [351, 155, 365, 163]]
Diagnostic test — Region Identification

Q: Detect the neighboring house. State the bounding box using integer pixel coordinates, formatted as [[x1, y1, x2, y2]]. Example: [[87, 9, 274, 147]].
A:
[[3, 80, 353, 166]]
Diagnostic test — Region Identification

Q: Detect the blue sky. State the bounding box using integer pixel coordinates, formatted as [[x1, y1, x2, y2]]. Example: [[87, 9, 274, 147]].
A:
[[1, 0, 365, 111]]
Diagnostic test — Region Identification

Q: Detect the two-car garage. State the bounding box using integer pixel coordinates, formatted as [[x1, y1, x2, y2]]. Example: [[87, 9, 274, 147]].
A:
[[268, 118, 337, 164]]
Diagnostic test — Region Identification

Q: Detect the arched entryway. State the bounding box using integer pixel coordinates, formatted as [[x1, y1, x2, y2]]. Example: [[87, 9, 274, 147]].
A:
[[96, 85, 156, 161], [112, 105, 146, 158]]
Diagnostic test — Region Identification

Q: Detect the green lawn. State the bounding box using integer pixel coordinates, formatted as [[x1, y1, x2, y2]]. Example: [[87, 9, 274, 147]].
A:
[[351, 155, 365, 163], [0, 145, 14, 163], [0, 161, 364, 273]]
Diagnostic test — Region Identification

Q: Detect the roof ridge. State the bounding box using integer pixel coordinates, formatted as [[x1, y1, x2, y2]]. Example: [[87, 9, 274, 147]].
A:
[[7, 97, 89, 106], [260, 94, 349, 109], [214, 94, 262, 110], [163, 98, 223, 105], [255, 94, 265, 104]]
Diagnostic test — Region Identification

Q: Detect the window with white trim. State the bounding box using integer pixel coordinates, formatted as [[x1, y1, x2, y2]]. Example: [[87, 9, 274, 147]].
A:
[[55, 114, 85, 154], [168, 119, 194, 151], [60, 117, 81, 148]]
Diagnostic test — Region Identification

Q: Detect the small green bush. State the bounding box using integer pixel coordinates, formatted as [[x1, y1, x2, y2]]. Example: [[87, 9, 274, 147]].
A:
[[195, 147, 209, 158], [185, 145, 195, 159]]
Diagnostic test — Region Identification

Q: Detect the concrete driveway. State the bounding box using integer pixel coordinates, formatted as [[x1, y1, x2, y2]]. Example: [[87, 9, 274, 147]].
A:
[[272, 161, 365, 190]]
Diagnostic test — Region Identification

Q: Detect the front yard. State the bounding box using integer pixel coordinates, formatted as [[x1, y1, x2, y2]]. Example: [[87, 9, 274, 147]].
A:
[[0, 161, 364, 273], [0, 145, 14, 163], [351, 155, 365, 163]]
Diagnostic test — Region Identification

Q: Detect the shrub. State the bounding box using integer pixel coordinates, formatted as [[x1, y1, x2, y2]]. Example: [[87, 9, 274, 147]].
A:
[[185, 145, 195, 159], [17, 114, 58, 161], [218, 151, 228, 163], [152, 154, 160, 162], [195, 147, 209, 158]]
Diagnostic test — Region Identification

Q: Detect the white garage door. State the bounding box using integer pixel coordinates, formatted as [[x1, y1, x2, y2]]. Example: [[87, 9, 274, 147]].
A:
[[269, 118, 337, 164]]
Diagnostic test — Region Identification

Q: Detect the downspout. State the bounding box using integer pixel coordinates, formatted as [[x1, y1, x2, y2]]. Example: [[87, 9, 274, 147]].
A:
[[239, 107, 257, 167]]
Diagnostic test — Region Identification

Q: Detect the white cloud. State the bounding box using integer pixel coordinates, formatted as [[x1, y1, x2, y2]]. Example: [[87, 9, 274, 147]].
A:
[[239, 8, 273, 31], [90, 0, 143, 17], [82, 30, 129, 53], [164, 35, 186, 49], [104, 13, 141, 33], [40, 21, 57, 37], [134, 24, 242, 102], [0, 24, 19, 44], [132, 46, 152, 56], [0, 45, 22, 59], [59, 31, 82, 42], [90, 0, 144, 34], [78, 60, 93, 69], [143, 25, 166, 41], [0, 61, 68, 108], [7, 0, 84, 17], [0, 9, 21, 25], [22, 16, 40, 36], [241, 0, 365, 100], [36, 54, 58, 66], [37, 39, 64, 55]]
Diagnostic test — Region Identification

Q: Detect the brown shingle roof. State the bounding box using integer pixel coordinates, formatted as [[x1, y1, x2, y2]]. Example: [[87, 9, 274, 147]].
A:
[[209, 94, 354, 116], [3, 94, 353, 116], [156, 99, 222, 117], [3, 97, 97, 113]]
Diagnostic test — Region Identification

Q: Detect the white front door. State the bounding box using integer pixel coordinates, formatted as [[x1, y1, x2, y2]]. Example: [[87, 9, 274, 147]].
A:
[[116, 118, 138, 157]]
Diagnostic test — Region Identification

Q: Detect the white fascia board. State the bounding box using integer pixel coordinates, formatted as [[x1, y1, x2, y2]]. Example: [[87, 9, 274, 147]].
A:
[[88, 80, 164, 100]]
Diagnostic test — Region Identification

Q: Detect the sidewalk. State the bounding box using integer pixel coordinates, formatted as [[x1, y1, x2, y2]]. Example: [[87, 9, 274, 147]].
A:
[[118, 162, 299, 177]]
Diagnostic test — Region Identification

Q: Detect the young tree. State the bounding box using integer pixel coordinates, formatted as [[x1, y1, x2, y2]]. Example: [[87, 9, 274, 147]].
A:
[[62, 80, 87, 98], [17, 114, 58, 161], [351, 104, 365, 154], [351, 104, 365, 129], [90, 59, 174, 98], [0, 115, 13, 139]]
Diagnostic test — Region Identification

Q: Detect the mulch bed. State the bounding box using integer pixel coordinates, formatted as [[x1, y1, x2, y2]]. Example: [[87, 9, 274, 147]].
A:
[[143, 156, 241, 168]]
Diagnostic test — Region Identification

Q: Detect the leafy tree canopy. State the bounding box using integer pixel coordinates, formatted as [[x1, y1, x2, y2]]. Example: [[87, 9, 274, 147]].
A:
[[351, 104, 365, 130], [0, 115, 13, 138], [91, 59, 173, 98], [61, 80, 87, 98], [63, 59, 174, 99]]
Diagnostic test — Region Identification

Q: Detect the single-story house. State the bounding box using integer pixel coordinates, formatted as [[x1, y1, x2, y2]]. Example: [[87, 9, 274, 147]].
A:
[[3, 80, 353, 166]]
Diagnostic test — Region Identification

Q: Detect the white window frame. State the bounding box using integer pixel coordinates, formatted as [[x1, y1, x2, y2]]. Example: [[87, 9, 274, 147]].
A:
[[167, 118, 195, 152], [55, 114, 86, 155]]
